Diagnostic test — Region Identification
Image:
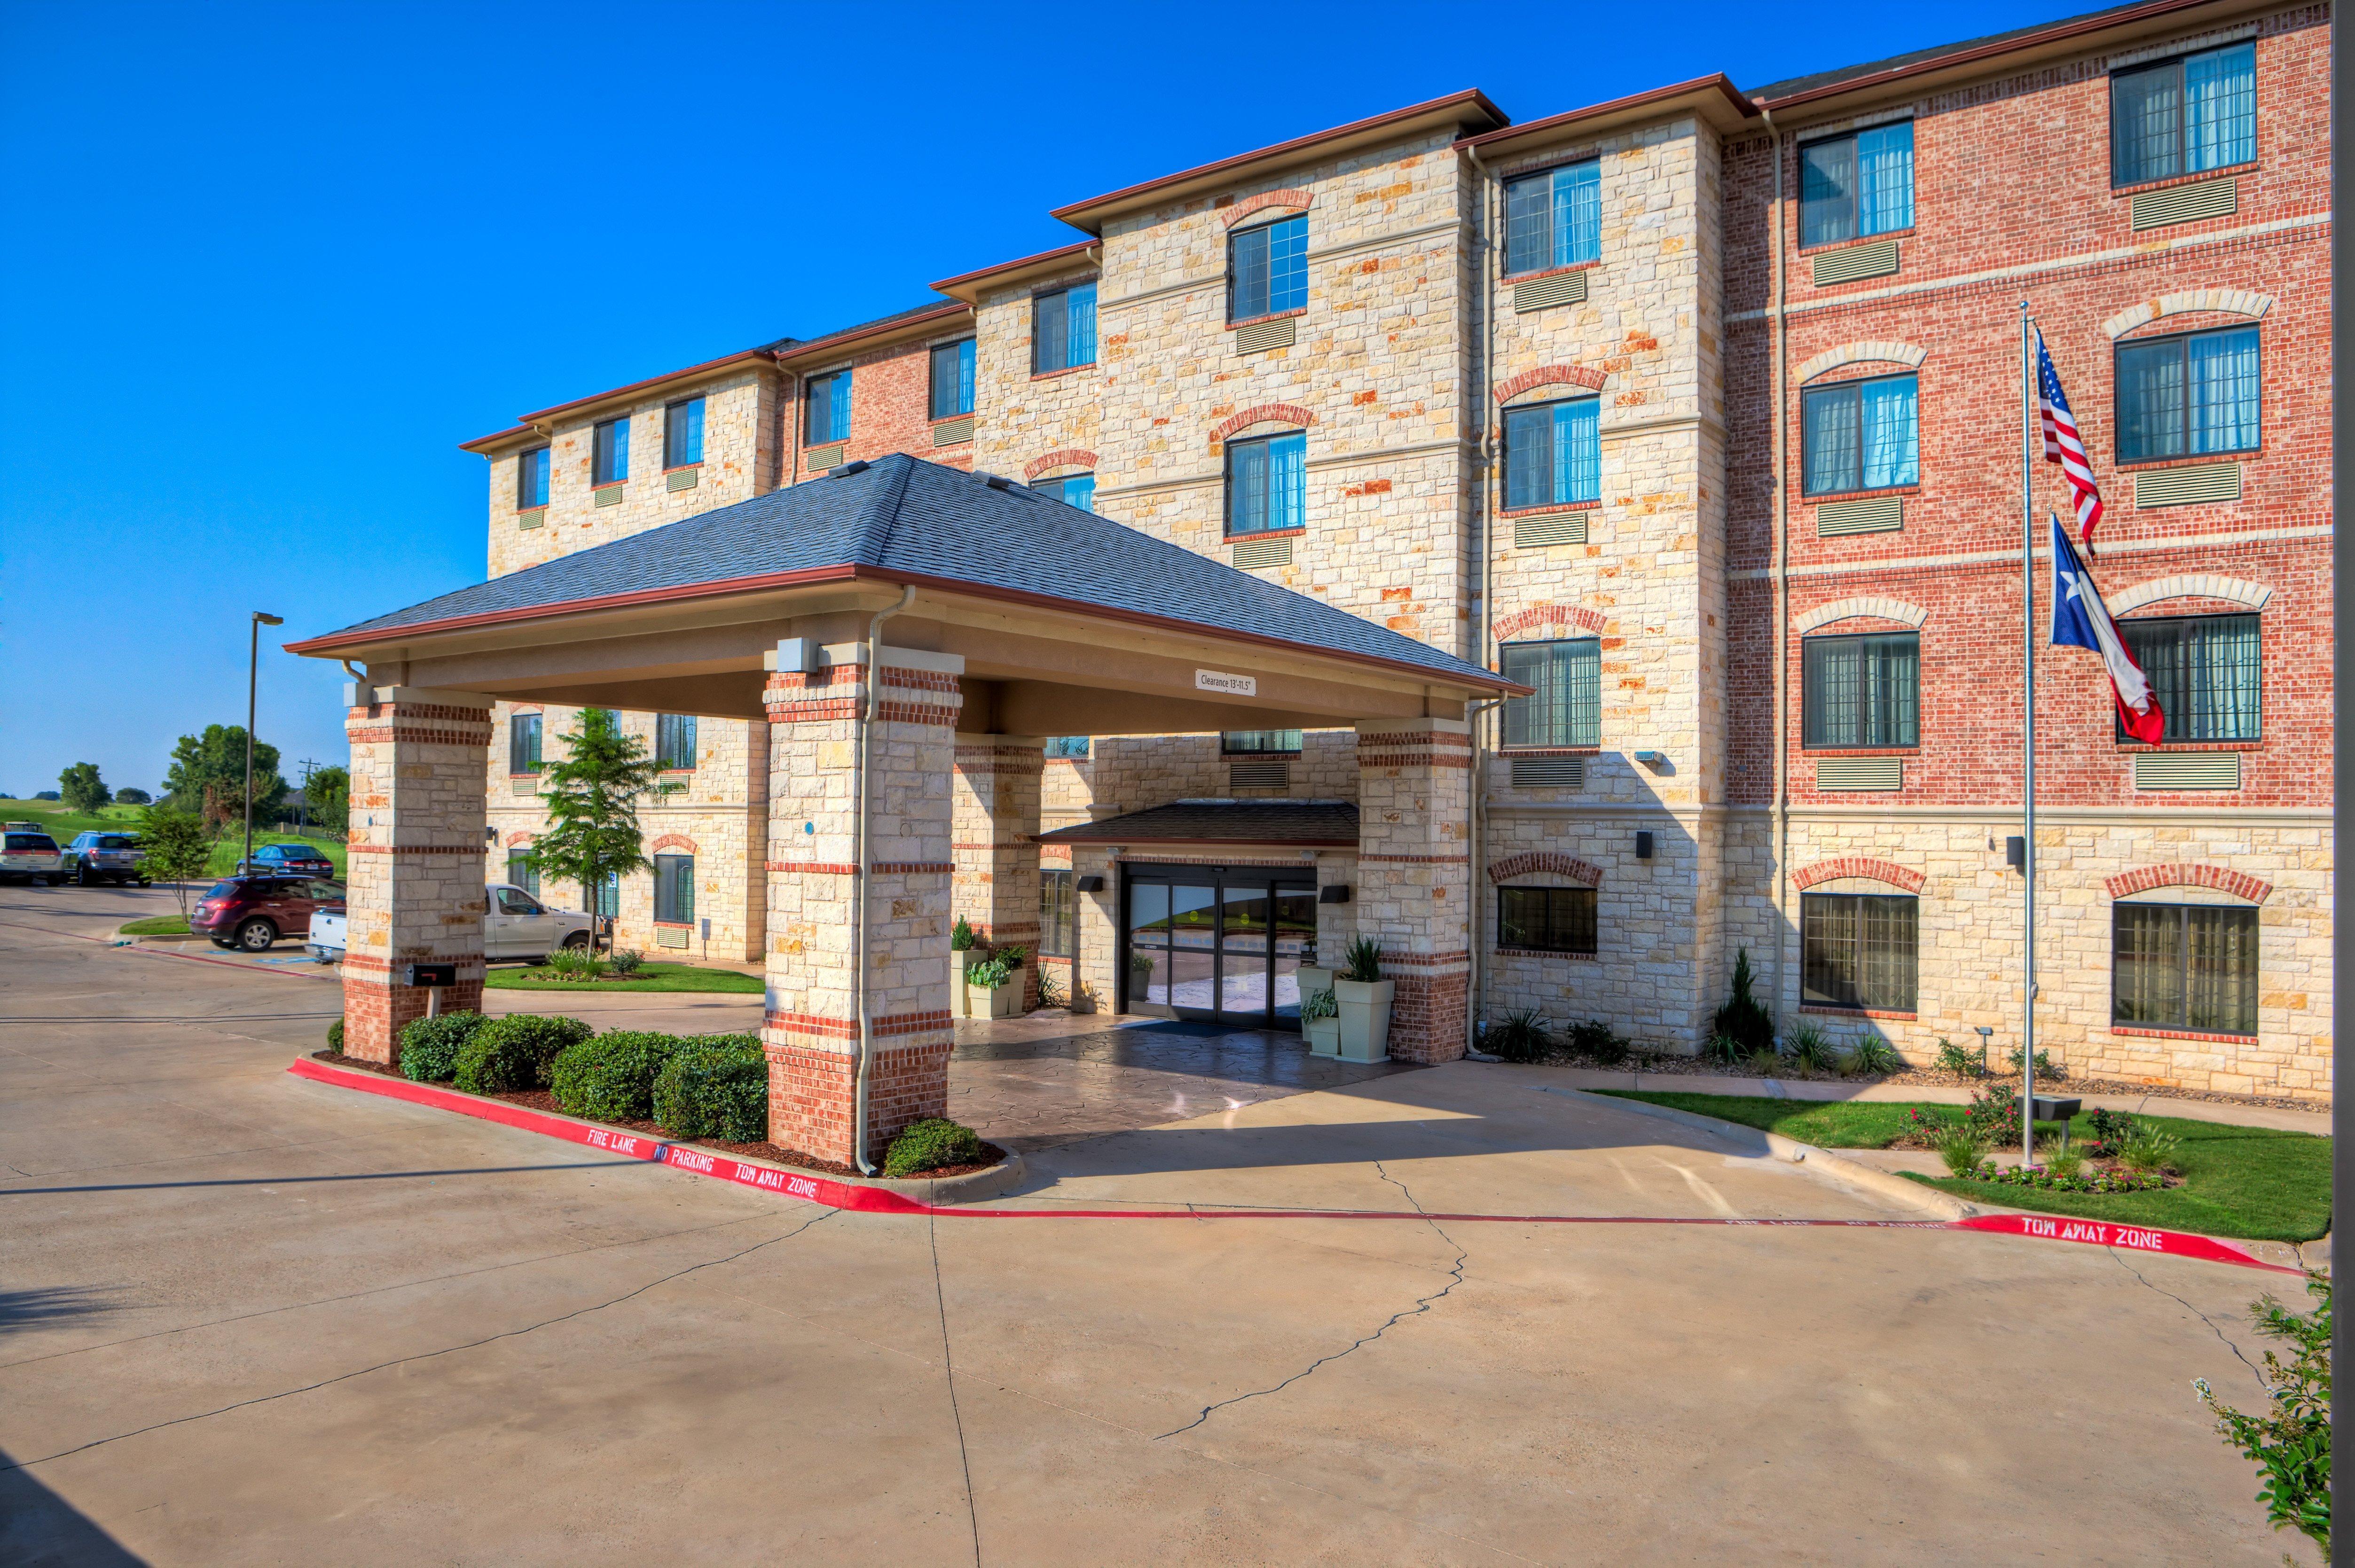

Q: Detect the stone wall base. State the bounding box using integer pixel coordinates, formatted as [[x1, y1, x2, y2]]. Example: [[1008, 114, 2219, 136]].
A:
[[763, 1034, 957, 1163], [341, 969, 485, 1066]]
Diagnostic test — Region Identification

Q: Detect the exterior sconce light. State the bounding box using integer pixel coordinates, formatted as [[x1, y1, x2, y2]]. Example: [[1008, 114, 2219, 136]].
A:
[[1635, 831, 1655, 860]]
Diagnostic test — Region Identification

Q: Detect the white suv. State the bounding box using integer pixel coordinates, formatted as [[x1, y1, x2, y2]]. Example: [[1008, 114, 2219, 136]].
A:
[[305, 883, 595, 964]]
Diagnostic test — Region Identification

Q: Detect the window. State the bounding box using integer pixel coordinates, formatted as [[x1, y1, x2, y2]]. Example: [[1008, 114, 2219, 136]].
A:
[[1222, 729, 1303, 754], [1041, 869, 1075, 958], [2115, 325, 2261, 463], [653, 854, 694, 925], [1498, 886, 1598, 954], [1802, 633, 1919, 748], [656, 713, 698, 769], [1500, 639, 1601, 749], [505, 851, 540, 899], [1043, 736, 1091, 759], [592, 417, 629, 486], [1227, 214, 1307, 322], [1503, 397, 1600, 510], [2119, 613, 2261, 743], [1035, 474, 1095, 512], [664, 397, 704, 469], [805, 371, 851, 444], [495, 885, 540, 915], [1799, 122, 1915, 247], [1224, 430, 1305, 536], [2112, 41, 2256, 187], [1802, 373, 1918, 494], [518, 447, 549, 509], [1032, 283, 1098, 373], [2113, 901, 2258, 1034], [930, 339, 975, 420], [1802, 893, 1918, 1011], [1503, 159, 1600, 275], [509, 713, 542, 774], [591, 871, 620, 919]]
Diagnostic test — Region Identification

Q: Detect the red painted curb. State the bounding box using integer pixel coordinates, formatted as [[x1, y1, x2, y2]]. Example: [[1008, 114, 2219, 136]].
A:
[[286, 1058, 2306, 1273]]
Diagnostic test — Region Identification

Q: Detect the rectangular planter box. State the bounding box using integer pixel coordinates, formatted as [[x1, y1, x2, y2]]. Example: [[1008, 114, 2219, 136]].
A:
[[964, 980, 1019, 1019], [1334, 978, 1393, 1062], [1303, 1017, 1342, 1057]]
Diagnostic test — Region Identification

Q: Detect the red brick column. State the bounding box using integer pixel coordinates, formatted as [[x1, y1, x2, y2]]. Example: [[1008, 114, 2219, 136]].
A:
[[1355, 718, 1473, 1063], [761, 645, 964, 1162], [952, 736, 1046, 1011], [340, 688, 494, 1065]]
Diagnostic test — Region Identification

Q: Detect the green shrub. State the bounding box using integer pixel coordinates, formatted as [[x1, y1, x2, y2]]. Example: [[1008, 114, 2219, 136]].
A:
[[1711, 948, 1774, 1055], [1302, 986, 1338, 1021], [1036, 965, 1068, 1009], [652, 1036, 768, 1141], [2197, 1272, 2331, 1556], [1703, 1033, 1745, 1068], [2118, 1126, 2183, 1175], [1962, 1082, 2024, 1145], [1746, 1047, 1781, 1078], [550, 1031, 685, 1121], [1844, 1037, 1901, 1076], [883, 1117, 983, 1177], [1484, 1007, 1551, 1063], [951, 916, 976, 951], [1933, 1037, 1984, 1077], [2007, 1044, 2063, 1080], [608, 948, 645, 977], [453, 1014, 590, 1094], [1566, 1018, 1628, 1066], [968, 956, 1013, 989], [1341, 935, 1382, 983], [1933, 1125, 1990, 1177], [399, 1011, 488, 1083], [545, 944, 605, 981], [2044, 1144, 2087, 1180], [326, 1016, 344, 1052], [1783, 1021, 1840, 1074]]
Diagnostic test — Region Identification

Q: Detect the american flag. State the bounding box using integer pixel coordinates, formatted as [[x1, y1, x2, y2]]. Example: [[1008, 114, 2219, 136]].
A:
[[2035, 329, 2104, 549]]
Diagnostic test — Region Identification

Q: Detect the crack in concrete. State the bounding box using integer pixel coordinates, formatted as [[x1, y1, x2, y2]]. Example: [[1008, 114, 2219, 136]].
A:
[[2106, 1246, 2266, 1390], [926, 1210, 983, 1568], [1155, 1160, 1468, 1441], [0, 1210, 835, 1473]]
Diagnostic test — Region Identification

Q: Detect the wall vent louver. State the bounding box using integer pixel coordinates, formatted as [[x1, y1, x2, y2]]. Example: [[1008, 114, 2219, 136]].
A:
[[1814, 756, 1904, 791], [656, 926, 690, 948], [2134, 463, 2242, 508], [1231, 536, 1292, 569], [517, 508, 546, 530], [593, 485, 624, 508], [1816, 495, 1904, 536], [1228, 759, 1290, 790], [2131, 177, 2237, 231], [2133, 752, 2241, 791], [805, 444, 846, 472], [1512, 271, 1587, 313], [1513, 511, 1587, 549], [931, 415, 974, 446], [1234, 316, 1297, 354], [1810, 240, 1900, 286], [1509, 756, 1585, 789], [665, 468, 699, 492]]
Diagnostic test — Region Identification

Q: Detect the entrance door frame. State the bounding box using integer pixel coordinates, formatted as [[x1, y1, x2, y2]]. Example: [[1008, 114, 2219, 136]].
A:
[[1119, 862, 1319, 1030]]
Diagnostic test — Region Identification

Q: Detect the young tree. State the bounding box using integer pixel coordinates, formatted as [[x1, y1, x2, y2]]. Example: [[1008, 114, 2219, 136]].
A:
[[525, 709, 657, 945], [303, 765, 350, 834], [2198, 1271, 2331, 1556], [138, 803, 213, 922], [162, 725, 286, 826], [114, 787, 152, 806], [58, 762, 108, 813]]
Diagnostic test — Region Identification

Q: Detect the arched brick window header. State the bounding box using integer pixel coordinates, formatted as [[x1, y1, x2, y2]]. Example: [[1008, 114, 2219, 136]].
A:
[[1495, 364, 1606, 403], [1487, 852, 1602, 886], [1796, 340, 1926, 384], [1494, 604, 1606, 642], [505, 832, 534, 849], [1793, 857, 1925, 894], [1209, 402, 1317, 448], [2105, 863, 2272, 903], [2102, 288, 2273, 340], [1795, 595, 1928, 634], [650, 833, 699, 855], [2109, 573, 2271, 615], [1023, 447, 1099, 481], [1220, 189, 1312, 228]]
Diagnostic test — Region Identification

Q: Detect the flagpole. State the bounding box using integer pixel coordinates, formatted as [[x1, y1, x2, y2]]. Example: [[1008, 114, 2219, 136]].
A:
[[2020, 304, 2037, 1172]]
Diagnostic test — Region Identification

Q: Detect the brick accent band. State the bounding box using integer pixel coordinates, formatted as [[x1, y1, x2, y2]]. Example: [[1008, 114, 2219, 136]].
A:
[[650, 833, 699, 854], [345, 726, 495, 746], [1023, 447, 1099, 480], [2104, 863, 2274, 903], [1494, 363, 1607, 401], [1361, 853, 1470, 864], [1493, 604, 1608, 642], [1792, 857, 1927, 894], [346, 843, 490, 856], [763, 862, 954, 876], [1219, 188, 1313, 227], [1488, 852, 1604, 886], [1209, 402, 1318, 447], [764, 1008, 957, 1040]]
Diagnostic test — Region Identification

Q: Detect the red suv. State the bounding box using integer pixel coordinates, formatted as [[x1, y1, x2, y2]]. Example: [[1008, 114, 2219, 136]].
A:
[[191, 876, 345, 952]]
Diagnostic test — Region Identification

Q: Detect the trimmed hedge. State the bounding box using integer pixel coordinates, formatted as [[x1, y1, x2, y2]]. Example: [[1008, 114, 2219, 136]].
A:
[[883, 1118, 983, 1177], [550, 1031, 687, 1122], [453, 1014, 591, 1094], [327, 1016, 344, 1052], [399, 1011, 488, 1083], [652, 1035, 768, 1142]]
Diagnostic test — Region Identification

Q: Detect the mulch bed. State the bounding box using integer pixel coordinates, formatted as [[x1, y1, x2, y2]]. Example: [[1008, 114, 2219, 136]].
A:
[[306, 1051, 1006, 1179], [1512, 1048, 2329, 1115]]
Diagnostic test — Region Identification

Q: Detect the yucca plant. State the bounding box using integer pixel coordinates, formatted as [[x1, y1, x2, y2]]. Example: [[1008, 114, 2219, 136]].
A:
[[1703, 1033, 1746, 1069], [1783, 1021, 1840, 1075], [1746, 1047, 1782, 1079], [2044, 1143, 2087, 1181], [1933, 1125, 1990, 1178], [1341, 935, 1383, 984], [1843, 1037, 1901, 1076], [546, 944, 606, 982], [1484, 1007, 1551, 1063], [2119, 1127, 2183, 1175]]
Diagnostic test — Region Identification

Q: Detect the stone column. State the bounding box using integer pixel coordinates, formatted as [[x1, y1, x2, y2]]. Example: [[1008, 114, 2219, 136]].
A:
[[761, 646, 963, 1163], [952, 735, 1045, 1011], [341, 688, 494, 1065], [1354, 718, 1473, 1063]]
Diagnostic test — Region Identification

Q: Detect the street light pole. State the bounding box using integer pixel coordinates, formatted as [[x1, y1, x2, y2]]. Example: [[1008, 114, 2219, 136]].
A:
[[245, 612, 284, 877]]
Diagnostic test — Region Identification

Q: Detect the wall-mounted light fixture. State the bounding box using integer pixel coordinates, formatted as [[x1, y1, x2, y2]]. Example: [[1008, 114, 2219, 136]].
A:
[[1076, 875, 1106, 893], [1635, 831, 1655, 860], [1319, 884, 1352, 904], [1634, 750, 1667, 769], [2006, 836, 2027, 871]]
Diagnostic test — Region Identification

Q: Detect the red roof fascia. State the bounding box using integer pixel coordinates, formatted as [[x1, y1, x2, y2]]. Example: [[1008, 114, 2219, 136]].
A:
[[1454, 75, 1757, 151], [929, 240, 1097, 295]]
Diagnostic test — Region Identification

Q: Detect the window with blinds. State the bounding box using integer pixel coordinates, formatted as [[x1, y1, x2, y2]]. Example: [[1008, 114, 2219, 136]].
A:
[[1221, 730, 1303, 755], [929, 339, 975, 420], [517, 447, 550, 509], [592, 417, 629, 486], [505, 851, 539, 899], [1803, 632, 1919, 748], [1503, 397, 1600, 510], [508, 713, 542, 775], [1228, 215, 1307, 322], [805, 371, 851, 445], [1803, 372, 1918, 494], [1498, 886, 1597, 954], [1036, 474, 1096, 513], [655, 713, 698, 770], [1032, 284, 1098, 373], [2115, 325, 2261, 463], [1040, 870, 1075, 958], [2118, 613, 2261, 742], [2111, 42, 2256, 187], [663, 397, 704, 468], [2113, 901, 2258, 1034], [1800, 121, 1914, 247], [1503, 159, 1600, 275], [1802, 893, 1917, 1011], [1225, 431, 1305, 535], [653, 854, 694, 925], [1500, 639, 1601, 749]]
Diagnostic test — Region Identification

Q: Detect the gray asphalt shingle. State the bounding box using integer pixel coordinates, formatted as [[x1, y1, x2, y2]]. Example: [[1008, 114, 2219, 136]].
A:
[[1036, 799, 1360, 847]]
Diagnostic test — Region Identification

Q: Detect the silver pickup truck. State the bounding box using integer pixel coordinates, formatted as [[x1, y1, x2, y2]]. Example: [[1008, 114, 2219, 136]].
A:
[[306, 883, 597, 964]]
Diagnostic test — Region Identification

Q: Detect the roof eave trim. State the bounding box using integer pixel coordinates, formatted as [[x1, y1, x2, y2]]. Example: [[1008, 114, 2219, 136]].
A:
[[929, 241, 1099, 303], [769, 302, 974, 365], [510, 348, 782, 429], [1036, 833, 1360, 847], [1453, 75, 1757, 153]]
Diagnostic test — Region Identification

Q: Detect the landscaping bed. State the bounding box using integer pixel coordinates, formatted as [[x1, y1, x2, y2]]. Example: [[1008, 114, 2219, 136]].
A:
[[118, 915, 189, 936], [1596, 1090, 2331, 1243], [483, 960, 763, 994]]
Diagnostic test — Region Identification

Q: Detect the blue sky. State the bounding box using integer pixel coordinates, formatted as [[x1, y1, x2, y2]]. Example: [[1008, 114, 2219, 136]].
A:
[[0, 0, 2071, 798]]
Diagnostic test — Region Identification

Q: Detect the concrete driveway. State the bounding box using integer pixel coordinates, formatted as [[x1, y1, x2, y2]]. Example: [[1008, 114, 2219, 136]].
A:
[[0, 883, 2316, 1565]]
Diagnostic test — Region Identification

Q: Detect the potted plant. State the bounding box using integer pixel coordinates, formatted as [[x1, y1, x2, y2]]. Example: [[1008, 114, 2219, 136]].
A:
[[963, 954, 1020, 1019], [951, 916, 981, 1016], [1296, 960, 1334, 1010], [1333, 936, 1392, 1062], [1302, 986, 1341, 1057]]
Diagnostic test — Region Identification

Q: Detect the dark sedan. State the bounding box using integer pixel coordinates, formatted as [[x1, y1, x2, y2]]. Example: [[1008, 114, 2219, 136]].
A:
[[191, 876, 345, 952], [244, 843, 336, 878]]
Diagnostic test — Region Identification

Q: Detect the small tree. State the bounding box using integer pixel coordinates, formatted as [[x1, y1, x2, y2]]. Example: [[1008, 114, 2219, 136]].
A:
[[114, 787, 152, 806], [302, 764, 350, 834], [58, 762, 108, 814], [138, 803, 213, 922], [1712, 947, 1776, 1054], [2198, 1271, 2331, 1557], [163, 723, 285, 825], [526, 709, 657, 945]]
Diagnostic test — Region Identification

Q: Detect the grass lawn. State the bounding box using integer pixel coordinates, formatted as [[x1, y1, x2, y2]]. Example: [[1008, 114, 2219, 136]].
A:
[[118, 915, 190, 936], [1596, 1090, 2331, 1244], [483, 961, 764, 994], [0, 800, 345, 877]]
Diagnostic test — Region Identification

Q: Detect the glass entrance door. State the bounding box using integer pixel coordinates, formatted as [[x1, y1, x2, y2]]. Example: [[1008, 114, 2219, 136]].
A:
[[1123, 867, 1318, 1028]]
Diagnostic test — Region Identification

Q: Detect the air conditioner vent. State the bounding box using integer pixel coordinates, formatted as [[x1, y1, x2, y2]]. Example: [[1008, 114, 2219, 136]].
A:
[[593, 485, 624, 508], [1229, 759, 1290, 790], [1814, 756, 1904, 792], [2132, 177, 2237, 231], [2134, 463, 2241, 508], [1810, 240, 1900, 286], [1817, 495, 1904, 536], [1509, 756, 1585, 789], [2134, 752, 2241, 791], [805, 444, 846, 472], [1513, 511, 1587, 549], [1234, 316, 1297, 354], [1512, 271, 1587, 313], [932, 415, 974, 446], [1232, 536, 1292, 569]]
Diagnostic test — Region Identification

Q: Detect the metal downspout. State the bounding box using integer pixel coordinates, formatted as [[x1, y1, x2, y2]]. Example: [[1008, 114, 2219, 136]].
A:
[[853, 584, 918, 1176], [1764, 109, 1793, 1023], [1462, 141, 1499, 1058]]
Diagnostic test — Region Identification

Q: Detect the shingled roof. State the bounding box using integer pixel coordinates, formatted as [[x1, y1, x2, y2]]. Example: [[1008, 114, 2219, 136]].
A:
[[297, 454, 1516, 692], [1036, 799, 1360, 847]]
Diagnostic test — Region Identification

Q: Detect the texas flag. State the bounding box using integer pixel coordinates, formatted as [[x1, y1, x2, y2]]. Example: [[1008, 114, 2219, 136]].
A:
[[2051, 514, 2164, 744]]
